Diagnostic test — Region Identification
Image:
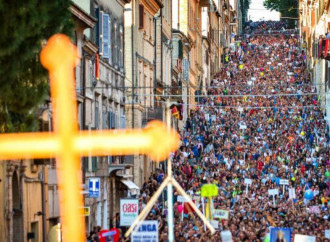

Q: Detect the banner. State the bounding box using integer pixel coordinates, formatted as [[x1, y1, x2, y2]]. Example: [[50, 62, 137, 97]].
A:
[[270, 228, 291, 242], [325, 230, 330, 239], [131, 220, 158, 242], [294, 234, 316, 242], [221, 230, 233, 242], [213, 209, 229, 219], [201, 184, 218, 197], [308, 206, 320, 214], [120, 199, 139, 226], [288, 188, 296, 199]]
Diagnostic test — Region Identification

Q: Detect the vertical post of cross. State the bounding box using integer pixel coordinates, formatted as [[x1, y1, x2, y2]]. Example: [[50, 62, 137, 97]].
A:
[[40, 34, 84, 241]]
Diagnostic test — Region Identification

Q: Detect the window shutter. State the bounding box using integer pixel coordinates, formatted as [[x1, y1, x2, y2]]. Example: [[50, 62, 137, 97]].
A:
[[92, 157, 97, 172], [108, 111, 112, 129], [112, 113, 116, 129], [121, 115, 126, 129], [98, 10, 104, 55], [102, 14, 110, 58], [114, 24, 118, 66], [95, 8, 100, 48], [139, 5, 144, 29], [83, 157, 89, 172], [179, 40, 183, 59], [120, 25, 123, 68], [109, 17, 113, 65]]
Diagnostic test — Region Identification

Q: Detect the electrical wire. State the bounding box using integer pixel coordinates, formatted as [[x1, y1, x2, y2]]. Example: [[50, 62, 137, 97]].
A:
[[75, 82, 324, 90], [150, 100, 326, 110], [127, 92, 320, 98]]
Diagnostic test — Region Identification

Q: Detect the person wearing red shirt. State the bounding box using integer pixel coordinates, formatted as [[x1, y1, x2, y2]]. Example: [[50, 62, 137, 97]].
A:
[[257, 160, 264, 171]]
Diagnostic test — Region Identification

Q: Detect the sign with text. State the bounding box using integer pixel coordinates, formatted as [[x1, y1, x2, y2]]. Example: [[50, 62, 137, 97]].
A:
[[213, 209, 229, 219], [120, 199, 139, 226], [244, 178, 252, 185], [280, 179, 289, 185], [177, 195, 187, 203], [82, 207, 90, 216], [294, 234, 316, 242], [288, 188, 296, 199], [308, 206, 320, 214], [221, 230, 233, 242], [88, 177, 100, 198], [325, 230, 330, 239], [268, 189, 279, 196], [211, 220, 219, 229], [131, 220, 158, 242]]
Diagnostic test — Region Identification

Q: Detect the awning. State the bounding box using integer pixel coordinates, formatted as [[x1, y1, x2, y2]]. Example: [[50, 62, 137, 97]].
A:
[[121, 179, 140, 190]]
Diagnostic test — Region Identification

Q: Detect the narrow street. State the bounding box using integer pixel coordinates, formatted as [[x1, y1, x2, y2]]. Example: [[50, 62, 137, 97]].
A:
[[139, 21, 330, 241]]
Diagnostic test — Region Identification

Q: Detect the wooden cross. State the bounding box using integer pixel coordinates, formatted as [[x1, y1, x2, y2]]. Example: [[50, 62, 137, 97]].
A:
[[0, 34, 180, 241]]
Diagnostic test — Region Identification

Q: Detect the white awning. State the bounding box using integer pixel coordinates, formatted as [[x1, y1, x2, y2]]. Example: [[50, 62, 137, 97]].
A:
[[121, 179, 140, 190]]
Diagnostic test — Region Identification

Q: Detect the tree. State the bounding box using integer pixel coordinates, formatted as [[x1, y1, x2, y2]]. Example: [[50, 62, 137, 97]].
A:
[[0, 0, 73, 132], [263, 0, 298, 28], [240, 0, 251, 25]]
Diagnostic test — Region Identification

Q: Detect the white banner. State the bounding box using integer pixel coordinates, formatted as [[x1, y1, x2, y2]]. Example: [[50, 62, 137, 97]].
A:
[[213, 209, 229, 219], [280, 179, 289, 185], [120, 199, 139, 226], [221, 230, 233, 242], [289, 188, 296, 199], [131, 220, 158, 242], [244, 178, 252, 185], [294, 234, 316, 242], [268, 189, 279, 196], [325, 229, 330, 239]]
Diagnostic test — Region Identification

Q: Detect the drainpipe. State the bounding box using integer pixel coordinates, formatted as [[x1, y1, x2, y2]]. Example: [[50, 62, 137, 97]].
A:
[[131, 2, 135, 129], [131, 0, 135, 184], [41, 165, 47, 242], [82, 49, 86, 184], [153, 15, 157, 110]]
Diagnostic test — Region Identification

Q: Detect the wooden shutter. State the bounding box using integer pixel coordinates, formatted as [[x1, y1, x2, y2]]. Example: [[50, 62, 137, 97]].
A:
[[98, 10, 104, 55], [102, 14, 110, 58], [92, 157, 97, 172], [139, 4, 144, 29], [109, 17, 113, 65]]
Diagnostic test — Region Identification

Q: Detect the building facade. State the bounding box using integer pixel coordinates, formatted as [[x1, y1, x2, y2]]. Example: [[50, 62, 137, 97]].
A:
[[124, 0, 163, 187]]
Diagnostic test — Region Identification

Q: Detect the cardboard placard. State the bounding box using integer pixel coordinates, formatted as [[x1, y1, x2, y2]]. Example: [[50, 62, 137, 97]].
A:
[[268, 189, 279, 196], [213, 209, 229, 219], [280, 179, 289, 185], [244, 178, 252, 185]]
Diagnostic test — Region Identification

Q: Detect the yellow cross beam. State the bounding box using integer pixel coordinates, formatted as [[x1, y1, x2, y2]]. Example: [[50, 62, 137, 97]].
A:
[[0, 34, 179, 241]]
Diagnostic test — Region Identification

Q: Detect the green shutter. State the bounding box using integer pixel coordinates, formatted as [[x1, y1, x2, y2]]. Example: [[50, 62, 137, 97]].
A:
[[92, 157, 97, 172]]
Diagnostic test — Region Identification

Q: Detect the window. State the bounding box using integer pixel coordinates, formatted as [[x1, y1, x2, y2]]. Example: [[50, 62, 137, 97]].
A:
[[139, 4, 144, 29], [95, 8, 113, 59]]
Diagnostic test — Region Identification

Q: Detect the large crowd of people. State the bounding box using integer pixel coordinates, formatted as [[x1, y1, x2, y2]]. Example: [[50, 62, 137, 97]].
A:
[[90, 20, 330, 242]]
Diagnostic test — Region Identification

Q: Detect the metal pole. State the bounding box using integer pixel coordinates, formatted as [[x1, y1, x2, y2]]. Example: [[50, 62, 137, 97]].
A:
[[166, 100, 174, 242]]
